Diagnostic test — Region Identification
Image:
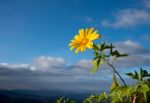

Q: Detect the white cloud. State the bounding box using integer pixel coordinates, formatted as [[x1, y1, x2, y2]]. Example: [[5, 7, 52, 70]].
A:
[[102, 9, 150, 28], [32, 56, 65, 71], [116, 55, 150, 68], [114, 40, 150, 54], [114, 40, 150, 68], [143, 0, 150, 8], [75, 59, 92, 69], [0, 56, 65, 72], [0, 63, 31, 70]]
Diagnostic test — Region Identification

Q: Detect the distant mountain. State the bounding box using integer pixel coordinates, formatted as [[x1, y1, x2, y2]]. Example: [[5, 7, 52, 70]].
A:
[[0, 90, 51, 103], [0, 89, 101, 103]]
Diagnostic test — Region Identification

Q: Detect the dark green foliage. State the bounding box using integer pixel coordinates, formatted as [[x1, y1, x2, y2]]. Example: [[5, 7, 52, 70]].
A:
[[90, 43, 128, 75], [126, 68, 150, 81], [110, 74, 120, 92], [84, 69, 150, 103], [56, 97, 75, 103], [83, 92, 108, 103], [56, 69, 150, 103]]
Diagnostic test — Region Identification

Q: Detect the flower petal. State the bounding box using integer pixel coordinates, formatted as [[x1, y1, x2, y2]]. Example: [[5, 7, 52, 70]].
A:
[[89, 32, 101, 41], [70, 46, 76, 51], [69, 28, 101, 54], [75, 47, 80, 54], [79, 29, 85, 38], [86, 42, 93, 49]]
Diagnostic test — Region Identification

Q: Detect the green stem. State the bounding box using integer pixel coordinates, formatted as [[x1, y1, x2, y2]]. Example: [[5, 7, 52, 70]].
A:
[[107, 61, 126, 86]]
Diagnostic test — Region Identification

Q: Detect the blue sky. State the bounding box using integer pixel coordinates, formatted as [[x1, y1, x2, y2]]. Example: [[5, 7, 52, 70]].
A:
[[0, 0, 150, 63], [0, 0, 150, 91]]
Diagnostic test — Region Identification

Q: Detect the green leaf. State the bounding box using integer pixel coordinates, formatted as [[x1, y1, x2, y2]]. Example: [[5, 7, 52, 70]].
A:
[[93, 51, 99, 57], [126, 69, 150, 82], [143, 70, 148, 75], [103, 92, 108, 99], [140, 68, 144, 80], [109, 43, 114, 55], [56, 97, 75, 103], [97, 58, 101, 67], [98, 93, 106, 101], [111, 50, 119, 56], [56, 97, 64, 103], [90, 59, 104, 75], [110, 74, 120, 92], [111, 50, 128, 58], [90, 53, 105, 75], [95, 42, 112, 51], [83, 93, 107, 103], [93, 44, 99, 50], [90, 64, 98, 75], [125, 72, 138, 80], [125, 73, 133, 77], [111, 86, 132, 102], [141, 69, 150, 77], [134, 71, 139, 80], [92, 56, 99, 61], [145, 74, 150, 77], [99, 42, 105, 51], [137, 84, 150, 102]]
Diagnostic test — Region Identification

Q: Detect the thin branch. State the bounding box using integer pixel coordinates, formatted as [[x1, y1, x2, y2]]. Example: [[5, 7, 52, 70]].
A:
[[106, 59, 126, 86]]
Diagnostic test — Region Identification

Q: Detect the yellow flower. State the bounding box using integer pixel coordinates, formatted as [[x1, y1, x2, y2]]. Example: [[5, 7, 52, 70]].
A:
[[69, 28, 101, 53]]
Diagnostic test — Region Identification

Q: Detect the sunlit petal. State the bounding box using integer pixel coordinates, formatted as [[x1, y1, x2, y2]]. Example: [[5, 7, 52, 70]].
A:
[[69, 28, 101, 53]]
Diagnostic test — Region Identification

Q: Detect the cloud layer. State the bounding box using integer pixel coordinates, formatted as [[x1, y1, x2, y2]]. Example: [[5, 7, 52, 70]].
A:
[[102, 0, 150, 28], [114, 40, 150, 68], [0, 40, 150, 91], [102, 9, 150, 28], [0, 56, 109, 91], [143, 0, 150, 8]]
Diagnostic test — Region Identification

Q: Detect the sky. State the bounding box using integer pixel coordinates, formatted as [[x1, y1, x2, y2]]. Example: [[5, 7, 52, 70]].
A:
[[0, 0, 150, 92]]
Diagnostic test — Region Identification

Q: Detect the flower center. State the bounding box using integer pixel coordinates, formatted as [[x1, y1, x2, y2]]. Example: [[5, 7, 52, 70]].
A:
[[81, 39, 89, 45]]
